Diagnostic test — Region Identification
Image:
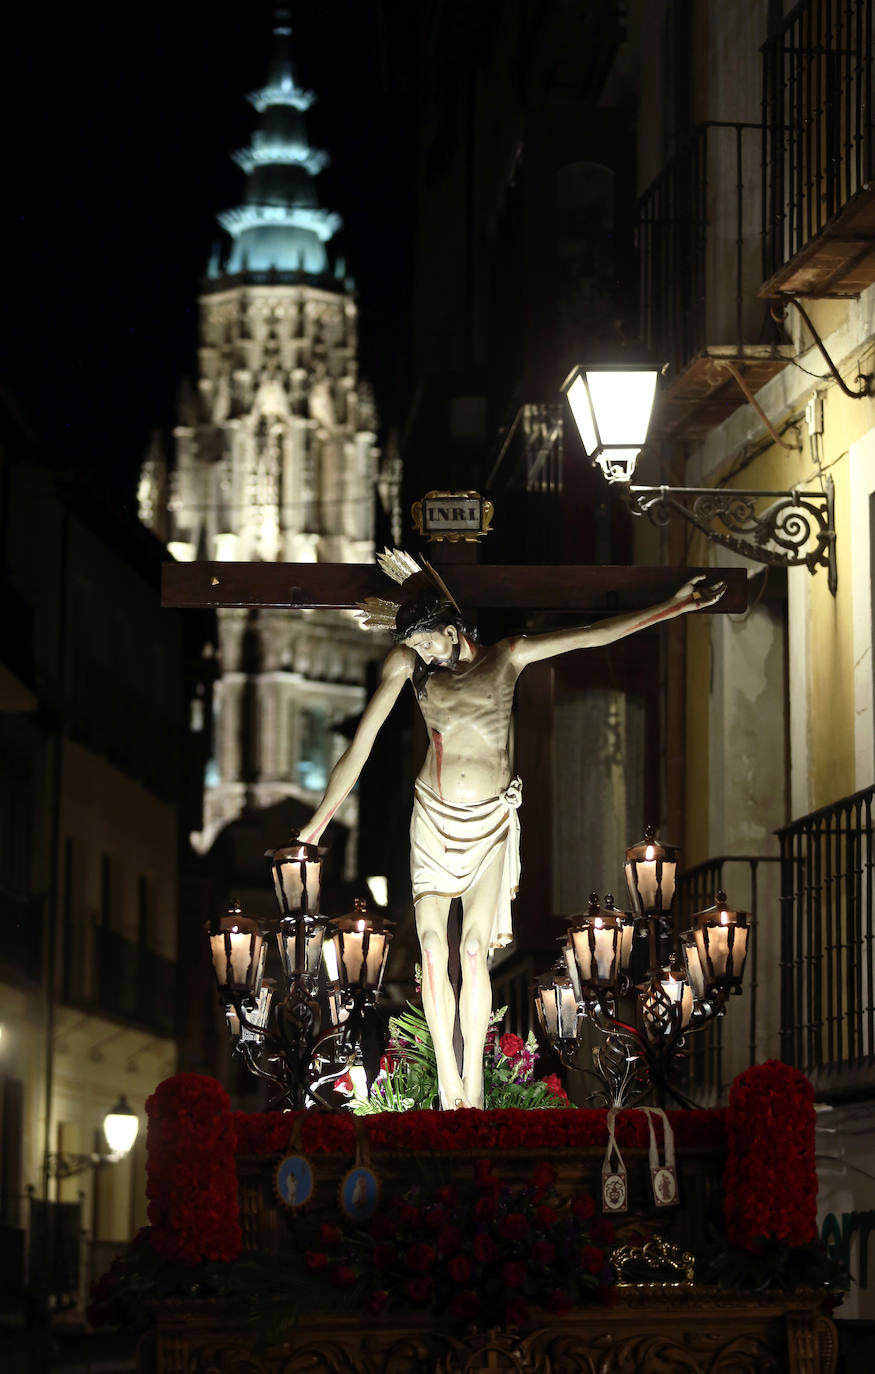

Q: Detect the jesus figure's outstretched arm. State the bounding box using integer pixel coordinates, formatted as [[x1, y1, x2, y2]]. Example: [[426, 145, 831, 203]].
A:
[[505, 575, 726, 671], [299, 645, 414, 843]]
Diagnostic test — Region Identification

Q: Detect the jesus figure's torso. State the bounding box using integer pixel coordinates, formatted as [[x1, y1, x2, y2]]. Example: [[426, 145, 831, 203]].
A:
[[412, 642, 519, 805]]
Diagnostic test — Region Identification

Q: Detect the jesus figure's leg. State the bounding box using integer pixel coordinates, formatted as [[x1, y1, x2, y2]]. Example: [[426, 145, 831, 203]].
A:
[[458, 855, 505, 1109], [415, 896, 469, 1108]]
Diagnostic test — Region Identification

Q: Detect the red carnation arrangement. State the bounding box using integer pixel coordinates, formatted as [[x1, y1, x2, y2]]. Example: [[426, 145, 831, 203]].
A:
[[231, 1103, 726, 1156], [146, 1074, 242, 1264], [723, 1060, 817, 1251], [304, 1159, 615, 1322]]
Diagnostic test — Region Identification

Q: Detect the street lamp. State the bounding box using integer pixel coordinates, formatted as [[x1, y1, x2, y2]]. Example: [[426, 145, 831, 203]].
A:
[[561, 360, 837, 590], [561, 363, 659, 483], [45, 1096, 140, 1180], [102, 1095, 140, 1156]]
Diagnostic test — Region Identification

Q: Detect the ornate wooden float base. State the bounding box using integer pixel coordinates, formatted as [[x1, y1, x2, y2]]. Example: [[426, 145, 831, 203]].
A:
[[144, 1289, 837, 1374]]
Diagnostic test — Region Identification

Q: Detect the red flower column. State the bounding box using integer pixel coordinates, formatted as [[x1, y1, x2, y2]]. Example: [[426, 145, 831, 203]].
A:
[[724, 1061, 817, 1251], [146, 1074, 242, 1263]]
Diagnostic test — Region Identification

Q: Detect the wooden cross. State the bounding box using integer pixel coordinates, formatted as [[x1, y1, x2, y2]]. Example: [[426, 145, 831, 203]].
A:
[[162, 561, 748, 613]]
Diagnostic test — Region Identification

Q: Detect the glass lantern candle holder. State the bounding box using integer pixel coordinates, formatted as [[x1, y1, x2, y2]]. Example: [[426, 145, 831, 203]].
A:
[[568, 894, 624, 992], [691, 890, 751, 995], [265, 832, 324, 918], [327, 898, 394, 995], [276, 915, 326, 986], [207, 903, 267, 1005], [624, 826, 679, 919], [534, 970, 580, 1043]]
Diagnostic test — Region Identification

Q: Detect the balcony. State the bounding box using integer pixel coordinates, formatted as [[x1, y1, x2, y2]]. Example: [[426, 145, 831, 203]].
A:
[[675, 854, 780, 1102], [761, 0, 875, 298], [637, 122, 791, 441], [63, 926, 178, 1039], [778, 785, 875, 1100]]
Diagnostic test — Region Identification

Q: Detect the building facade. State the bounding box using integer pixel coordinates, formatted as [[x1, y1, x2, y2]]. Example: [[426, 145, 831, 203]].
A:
[[138, 12, 385, 863], [0, 412, 194, 1308], [608, 0, 875, 1321]]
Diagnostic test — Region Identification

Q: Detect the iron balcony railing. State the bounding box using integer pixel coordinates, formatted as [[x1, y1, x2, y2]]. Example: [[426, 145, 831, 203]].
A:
[[637, 121, 770, 379], [675, 854, 780, 1102], [778, 785, 875, 1097], [762, 0, 874, 281]]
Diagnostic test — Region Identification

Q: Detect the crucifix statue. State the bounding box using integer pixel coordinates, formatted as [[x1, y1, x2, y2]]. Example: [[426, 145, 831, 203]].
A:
[[165, 549, 741, 1110]]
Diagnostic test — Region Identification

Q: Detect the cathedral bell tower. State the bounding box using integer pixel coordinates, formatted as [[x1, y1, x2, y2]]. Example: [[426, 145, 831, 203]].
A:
[[139, 8, 386, 861]]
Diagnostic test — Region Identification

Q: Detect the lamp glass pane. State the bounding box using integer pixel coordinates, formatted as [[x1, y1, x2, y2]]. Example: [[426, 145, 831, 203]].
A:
[[557, 983, 580, 1038], [588, 369, 658, 446], [364, 931, 387, 988], [566, 374, 599, 455], [340, 928, 367, 988], [619, 921, 635, 970], [681, 933, 706, 1000], [536, 986, 559, 1038], [323, 938, 339, 981], [563, 942, 583, 1000]]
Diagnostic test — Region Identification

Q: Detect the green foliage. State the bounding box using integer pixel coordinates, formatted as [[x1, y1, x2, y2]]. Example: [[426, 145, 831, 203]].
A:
[[350, 1004, 570, 1114], [698, 1237, 850, 1294], [89, 1237, 367, 1342]]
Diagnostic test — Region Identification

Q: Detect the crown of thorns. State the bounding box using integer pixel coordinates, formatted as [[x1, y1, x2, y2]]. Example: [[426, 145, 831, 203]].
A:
[[356, 549, 463, 637]]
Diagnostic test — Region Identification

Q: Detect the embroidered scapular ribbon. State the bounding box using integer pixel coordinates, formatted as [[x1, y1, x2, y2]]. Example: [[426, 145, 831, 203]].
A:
[[601, 1107, 629, 1213], [641, 1106, 679, 1208]]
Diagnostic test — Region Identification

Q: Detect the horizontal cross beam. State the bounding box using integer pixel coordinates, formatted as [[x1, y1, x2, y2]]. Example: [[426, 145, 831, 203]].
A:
[[162, 562, 748, 614]]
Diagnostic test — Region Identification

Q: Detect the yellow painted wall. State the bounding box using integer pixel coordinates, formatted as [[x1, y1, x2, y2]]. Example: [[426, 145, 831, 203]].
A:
[[717, 382, 866, 811]]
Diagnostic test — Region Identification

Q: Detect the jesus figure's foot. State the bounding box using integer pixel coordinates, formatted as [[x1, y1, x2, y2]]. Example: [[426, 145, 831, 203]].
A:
[[438, 1083, 473, 1110]]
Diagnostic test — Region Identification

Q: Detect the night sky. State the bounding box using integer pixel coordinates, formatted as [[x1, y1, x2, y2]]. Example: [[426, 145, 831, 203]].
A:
[[3, 1, 413, 510]]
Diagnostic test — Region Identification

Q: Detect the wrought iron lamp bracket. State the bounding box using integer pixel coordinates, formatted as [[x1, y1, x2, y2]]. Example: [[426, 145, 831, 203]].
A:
[[626, 477, 837, 595], [45, 1151, 119, 1180]]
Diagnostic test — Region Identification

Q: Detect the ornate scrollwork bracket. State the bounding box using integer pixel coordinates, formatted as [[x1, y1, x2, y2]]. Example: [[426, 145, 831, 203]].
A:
[[626, 476, 836, 596]]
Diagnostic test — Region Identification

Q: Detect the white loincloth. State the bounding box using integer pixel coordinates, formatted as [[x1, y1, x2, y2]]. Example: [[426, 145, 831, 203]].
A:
[[409, 779, 520, 948]]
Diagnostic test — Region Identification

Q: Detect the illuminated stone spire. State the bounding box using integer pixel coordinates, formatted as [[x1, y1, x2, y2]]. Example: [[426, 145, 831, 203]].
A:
[[215, 7, 340, 278]]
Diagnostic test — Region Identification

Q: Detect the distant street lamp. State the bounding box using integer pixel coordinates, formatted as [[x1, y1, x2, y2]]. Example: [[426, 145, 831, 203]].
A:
[[45, 1095, 140, 1180]]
